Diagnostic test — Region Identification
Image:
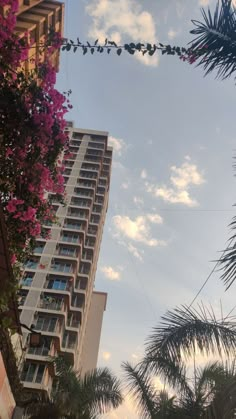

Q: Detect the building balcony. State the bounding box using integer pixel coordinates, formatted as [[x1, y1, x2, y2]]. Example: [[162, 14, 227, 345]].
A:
[[75, 276, 87, 291], [38, 295, 65, 312], [67, 315, 80, 330], [80, 171, 98, 180], [87, 142, 105, 151]]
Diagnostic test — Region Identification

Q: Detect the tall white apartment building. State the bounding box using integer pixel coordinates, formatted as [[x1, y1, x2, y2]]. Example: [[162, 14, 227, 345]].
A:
[[18, 123, 112, 393]]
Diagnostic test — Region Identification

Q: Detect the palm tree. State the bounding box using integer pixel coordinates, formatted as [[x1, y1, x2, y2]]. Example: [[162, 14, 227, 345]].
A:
[[122, 360, 234, 418], [122, 361, 181, 418], [188, 0, 236, 81], [27, 356, 123, 419], [122, 305, 236, 418]]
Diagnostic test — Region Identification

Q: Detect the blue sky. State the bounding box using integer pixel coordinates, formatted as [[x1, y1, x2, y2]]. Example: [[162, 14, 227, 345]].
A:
[[56, 0, 236, 416]]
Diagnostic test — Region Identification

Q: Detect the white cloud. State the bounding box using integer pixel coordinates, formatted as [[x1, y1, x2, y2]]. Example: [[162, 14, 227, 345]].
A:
[[121, 182, 129, 190], [168, 29, 178, 40], [145, 159, 205, 207], [170, 161, 204, 189], [112, 213, 164, 247], [140, 169, 147, 179], [126, 242, 144, 261], [108, 136, 126, 156], [100, 266, 121, 281], [102, 351, 111, 360], [133, 196, 144, 206], [86, 0, 158, 67]]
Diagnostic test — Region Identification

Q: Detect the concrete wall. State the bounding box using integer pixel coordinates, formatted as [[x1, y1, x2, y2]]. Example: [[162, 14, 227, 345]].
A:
[[79, 291, 107, 376]]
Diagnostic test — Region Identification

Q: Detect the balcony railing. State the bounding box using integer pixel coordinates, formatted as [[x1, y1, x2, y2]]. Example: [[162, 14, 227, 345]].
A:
[[38, 299, 64, 311]]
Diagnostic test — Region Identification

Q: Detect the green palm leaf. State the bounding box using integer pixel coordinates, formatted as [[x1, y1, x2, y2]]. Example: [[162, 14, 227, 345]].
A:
[[122, 361, 159, 419], [145, 305, 236, 364], [190, 0, 236, 79], [79, 367, 123, 416]]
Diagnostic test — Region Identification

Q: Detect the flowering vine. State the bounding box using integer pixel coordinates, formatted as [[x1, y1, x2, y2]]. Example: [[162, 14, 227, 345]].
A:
[[0, 0, 71, 271]]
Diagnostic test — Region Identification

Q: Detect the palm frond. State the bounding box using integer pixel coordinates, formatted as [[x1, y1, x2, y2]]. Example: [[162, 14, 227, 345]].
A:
[[220, 223, 236, 290], [205, 375, 236, 419], [142, 353, 190, 396], [190, 0, 236, 79], [145, 305, 236, 364], [80, 367, 123, 415], [196, 361, 226, 397], [122, 361, 159, 419]]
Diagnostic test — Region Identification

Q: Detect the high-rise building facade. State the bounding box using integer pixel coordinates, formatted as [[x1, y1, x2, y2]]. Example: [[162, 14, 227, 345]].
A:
[[1, 0, 65, 73], [18, 124, 112, 394]]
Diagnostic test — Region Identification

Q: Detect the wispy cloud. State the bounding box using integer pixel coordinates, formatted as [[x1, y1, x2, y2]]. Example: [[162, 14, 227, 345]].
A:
[[108, 136, 126, 156], [112, 213, 164, 247], [145, 158, 205, 207], [121, 182, 129, 190], [126, 242, 144, 261], [100, 266, 121, 281], [133, 196, 144, 206], [140, 169, 147, 179], [86, 0, 158, 67]]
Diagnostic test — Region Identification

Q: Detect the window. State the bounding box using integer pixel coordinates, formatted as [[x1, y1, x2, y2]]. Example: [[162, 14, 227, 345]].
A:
[[34, 243, 45, 254], [21, 363, 45, 384], [35, 316, 58, 333], [64, 220, 82, 230], [24, 259, 38, 269], [68, 208, 86, 218], [63, 160, 74, 168], [22, 273, 34, 287], [64, 168, 71, 176], [62, 331, 77, 349], [74, 188, 92, 198], [72, 132, 82, 140], [61, 232, 79, 244], [28, 337, 52, 356], [71, 197, 90, 208], [18, 290, 28, 306], [51, 262, 73, 273], [72, 294, 84, 308], [79, 263, 90, 275], [88, 142, 104, 150], [47, 278, 67, 290], [80, 171, 97, 179], [76, 277, 87, 290], [39, 295, 63, 311], [59, 246, 77, 257], [67, 313, 80, 328]]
